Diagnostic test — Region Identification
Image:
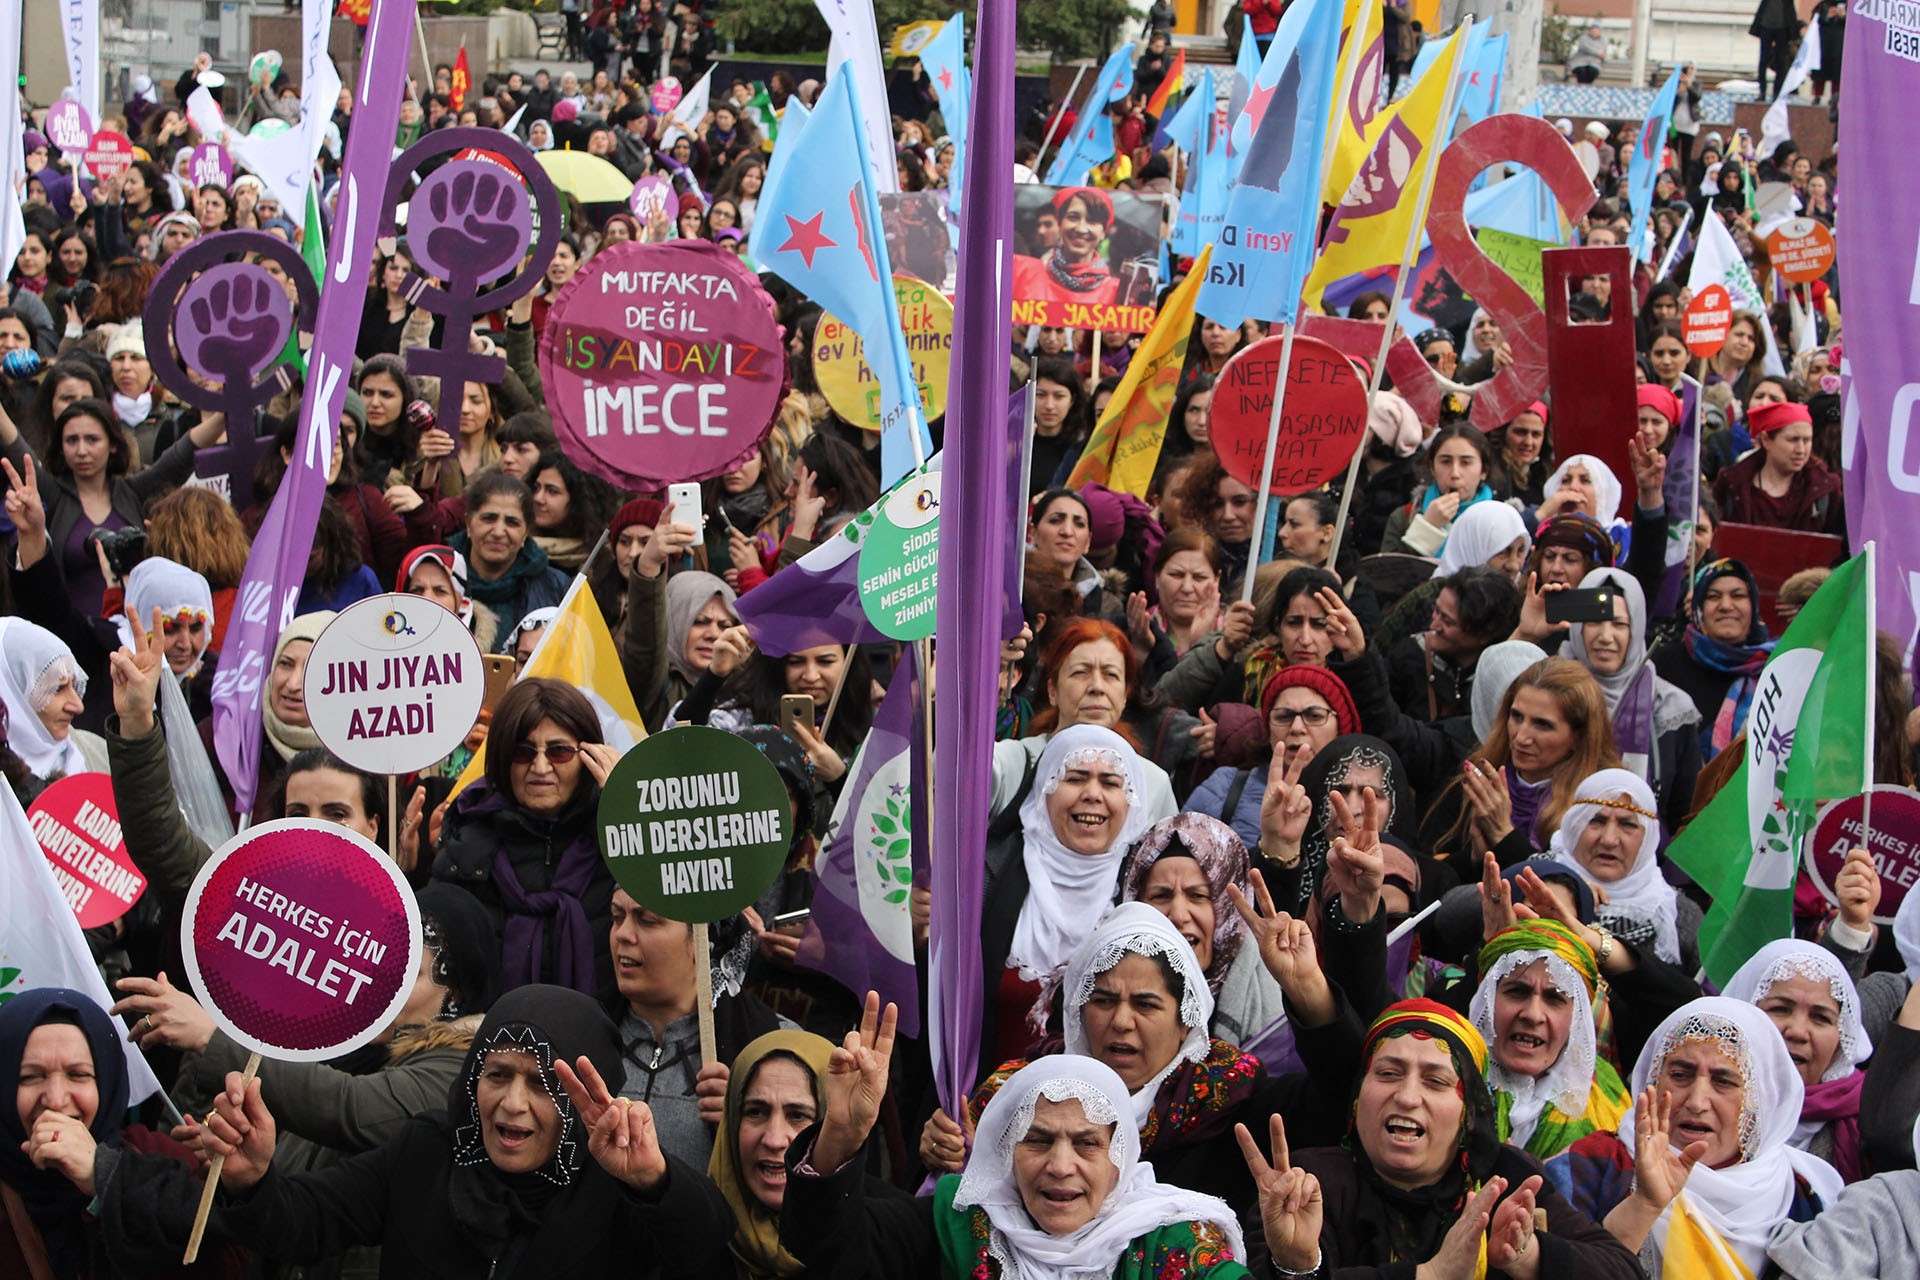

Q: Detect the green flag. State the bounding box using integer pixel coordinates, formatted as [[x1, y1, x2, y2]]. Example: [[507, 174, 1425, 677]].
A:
[[1666, 549, 1874, 984], [747, 83, 779, 146]]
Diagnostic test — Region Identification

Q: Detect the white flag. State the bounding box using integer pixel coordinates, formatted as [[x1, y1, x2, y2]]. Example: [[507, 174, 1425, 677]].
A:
[[0, 0, 26, 278], [1687, 211, 1787, 377], [0, 784, 164, 1103], [661, 67, 713, 148], [815, 0, 899, 193], [58, 0, 100, 123], [1759, 17, 1821, 163]]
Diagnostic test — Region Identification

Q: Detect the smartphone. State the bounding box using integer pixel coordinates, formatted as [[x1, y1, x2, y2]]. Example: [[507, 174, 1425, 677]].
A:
[[771, 907, 811, 933], [481, 653, 517, 711], [667, 481, 702, 533], [778, 693, 814, 739], [1544, 587, 1617, 625]]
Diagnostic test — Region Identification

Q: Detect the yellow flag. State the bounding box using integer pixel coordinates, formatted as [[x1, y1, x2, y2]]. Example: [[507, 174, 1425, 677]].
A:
[[1661, 1193, 1758, 1280], [1065, 244, 1211, 498], [1325, 0, 1385, 162], [1303, 23, 1467, 312], [450, 572, 647, 797]]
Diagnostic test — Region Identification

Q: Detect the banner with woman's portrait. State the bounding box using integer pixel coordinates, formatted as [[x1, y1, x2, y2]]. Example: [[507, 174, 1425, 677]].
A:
[[1011, 185, 1166, 333]]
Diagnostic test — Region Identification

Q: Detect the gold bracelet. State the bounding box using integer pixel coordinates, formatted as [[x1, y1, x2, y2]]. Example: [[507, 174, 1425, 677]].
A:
[[1593, 925, 1615, 969]]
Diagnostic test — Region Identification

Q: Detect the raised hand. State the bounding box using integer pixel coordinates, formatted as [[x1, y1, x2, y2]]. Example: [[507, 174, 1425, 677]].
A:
[[1314, 585, 1365, 660], [788, 463, 826, 540], [1226, 870, 1331, 1023], [1214, 599, 1256, 660], [1324, 786, 1385, 921], [1126, 589, 1154, 655], [1480, 851, 1524, 942], [1461, 759, 1515, 848], [108, 607, 169, 736], [709, 626, 755, 679], [1833, 846, 1883, 934], [1629, 431, 1667, 507], [694, 1061, 730, 1128], [813, 991, 898, 1173], [577, 742, 623, 788], [918, 1106, 970, 1174], [1236, 1114, 1322, 1273], [1425, 1177, 1506, 1280], [1188, 707, 1217, 759], [1258, 746, 1313, 858], [3, 455, 47, 566], [112, 971, 215, 1054], [554, 1054, 668, 1192], [1629, 1085, 1704, 1211], [201, 1071, 277, 1192], [1486, 1175, 1544, 1278]]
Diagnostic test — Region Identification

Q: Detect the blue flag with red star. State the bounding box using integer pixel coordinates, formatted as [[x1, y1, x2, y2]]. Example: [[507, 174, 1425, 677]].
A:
[[919, 14, 970, 215], [1197, 0, 1343, 327], [1629, 67, 1681, 263], [1045, 45, 1134, 185], [752, 68, 932, 486]]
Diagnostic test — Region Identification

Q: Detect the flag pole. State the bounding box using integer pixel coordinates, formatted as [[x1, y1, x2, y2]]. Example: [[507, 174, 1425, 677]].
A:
[[1239, 320, 1297, 605], [1862, 540, 1879, 846], [1038, 63, 1091, 169], [1325, 21, 1473, 570]]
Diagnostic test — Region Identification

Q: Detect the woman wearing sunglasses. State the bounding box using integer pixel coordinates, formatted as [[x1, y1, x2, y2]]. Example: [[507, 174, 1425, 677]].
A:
[[431, 678, 624, 997]]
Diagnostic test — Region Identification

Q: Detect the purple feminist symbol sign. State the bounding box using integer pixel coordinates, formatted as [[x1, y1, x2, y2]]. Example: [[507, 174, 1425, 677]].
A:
[[142, 231, 319, 503], [380, 128, 560, 444]]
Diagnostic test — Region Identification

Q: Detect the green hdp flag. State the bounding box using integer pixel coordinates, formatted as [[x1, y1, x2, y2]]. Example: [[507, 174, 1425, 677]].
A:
[[1666, 550, 1874, 985], [747, 83, 779, 144]]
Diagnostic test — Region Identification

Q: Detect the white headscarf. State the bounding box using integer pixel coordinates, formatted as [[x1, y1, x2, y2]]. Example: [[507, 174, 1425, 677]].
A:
[[1430, 500, 1530, 579], [1894, 883, 1920, 984], [1059, 904, 1213, 1130], [0, 618, 90, 779], [1469, 945, 1599, 1148], [113, 557, 217, 678], [1008, 726, 1153, 987], [1560, 568, 1699, 780], [1546, 768, 1680, 963], [1620, 998, 1844, 1277], [1543, 454, 1623, 530], [1470, 641, 1547, 743], [1722, 939, 1871, 1091], [952, 1054, 1245, 1280]]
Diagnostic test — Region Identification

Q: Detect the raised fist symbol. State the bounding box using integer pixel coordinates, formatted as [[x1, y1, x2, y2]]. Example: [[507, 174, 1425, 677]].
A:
[[418, 163, 532, 284], [184, 268, 291, 388]]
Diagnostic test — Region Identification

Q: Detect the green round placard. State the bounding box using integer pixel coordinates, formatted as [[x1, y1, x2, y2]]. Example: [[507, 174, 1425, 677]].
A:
[[596, 726, 792, 922], [855, 468, 941, 640]]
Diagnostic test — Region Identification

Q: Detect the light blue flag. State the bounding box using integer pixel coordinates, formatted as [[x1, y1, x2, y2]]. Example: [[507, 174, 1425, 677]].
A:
[[752, 70, 932, 486], [1629, 68, 1681, 262], [919, 14, 970, 216], [1171, 92, 1227, 257], [1160, 65, 1213, 156], [1045, 44, 1134, 184], [1461, 30, 1506, 126], [1225, 15, 1260, 176], [1198, 0, 1344, 326]]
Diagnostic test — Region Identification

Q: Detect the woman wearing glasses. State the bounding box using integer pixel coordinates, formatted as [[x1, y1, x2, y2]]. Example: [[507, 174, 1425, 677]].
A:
[[1185, 666, 1359, 850], [432, 679, 625, 997]]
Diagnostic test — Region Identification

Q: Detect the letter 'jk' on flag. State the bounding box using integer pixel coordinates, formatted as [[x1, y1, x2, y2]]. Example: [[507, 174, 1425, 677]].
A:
[[1196, 0, 1345, 328], [1665, 550, 1873, 987], [752, 67, 932, 489]]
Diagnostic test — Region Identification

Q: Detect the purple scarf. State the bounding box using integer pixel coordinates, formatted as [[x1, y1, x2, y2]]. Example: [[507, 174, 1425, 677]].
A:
[[1802, 1069, 1865, 1183], [475, 795, 604, 995], [1507, 771, 1553, 847]]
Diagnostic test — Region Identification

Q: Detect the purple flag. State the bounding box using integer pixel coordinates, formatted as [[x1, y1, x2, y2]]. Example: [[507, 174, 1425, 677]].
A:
[[929, 0, 1018, 1119], [734, 521, 893, 658], [210, 0, 417, 814], [795, 646, 924, 1037], [1653, 375, 1702, 617], [1839, 13, 1920, 657]]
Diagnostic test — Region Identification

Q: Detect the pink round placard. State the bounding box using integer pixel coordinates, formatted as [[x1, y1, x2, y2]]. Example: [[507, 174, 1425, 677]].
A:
[[181, 820, 421, 1061], [537, 239, 786, 490]]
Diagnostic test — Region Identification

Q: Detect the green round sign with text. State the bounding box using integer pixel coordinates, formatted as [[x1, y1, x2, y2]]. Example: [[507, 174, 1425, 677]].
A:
[[856, 468, 941, 640], [596, 726, 792, 922]]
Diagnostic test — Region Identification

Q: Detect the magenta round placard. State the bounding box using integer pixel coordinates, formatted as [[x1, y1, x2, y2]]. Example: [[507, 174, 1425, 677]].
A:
[[181, 820, 422, 1061], [537, 239, 786, 490]]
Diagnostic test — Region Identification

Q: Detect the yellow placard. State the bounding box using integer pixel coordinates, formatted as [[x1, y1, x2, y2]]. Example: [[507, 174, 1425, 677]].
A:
[[813, 276, 954, 432]]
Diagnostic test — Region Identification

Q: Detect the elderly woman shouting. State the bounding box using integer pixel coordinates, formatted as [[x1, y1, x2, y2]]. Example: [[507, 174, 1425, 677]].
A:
[[780, 991, 1255, 1278]]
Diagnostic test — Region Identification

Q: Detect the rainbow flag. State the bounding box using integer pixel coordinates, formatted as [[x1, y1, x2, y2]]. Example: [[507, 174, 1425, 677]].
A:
[[1144, 48, 1187, 121]]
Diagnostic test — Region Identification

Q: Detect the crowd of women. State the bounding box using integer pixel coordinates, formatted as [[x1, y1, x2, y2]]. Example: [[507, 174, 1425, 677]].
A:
[[1, 15, 1908, 1280]]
